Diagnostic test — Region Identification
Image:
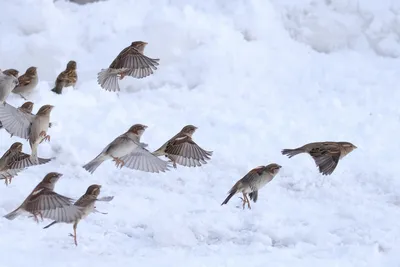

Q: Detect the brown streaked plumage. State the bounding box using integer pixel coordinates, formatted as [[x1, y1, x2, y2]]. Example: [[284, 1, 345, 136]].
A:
[[221, 164, 281, 209], [0, 103, 54, 160], [51, 60, 77, 94], [43, 184, 114, 246], [0, 142, 52, 185], [152, 125, 213, 168], [83, 124, 170, 174], [281, 141, 357, 175], [0, 69, 19, 104], [97, 41, 159, 92], [12, 66, 38, 99], [4, 172, 84, 222]]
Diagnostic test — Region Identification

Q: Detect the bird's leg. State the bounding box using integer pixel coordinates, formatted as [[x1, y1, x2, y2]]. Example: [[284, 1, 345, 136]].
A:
[[4, 176, 12, 186], [19, 94, 27, 100], [69, 222, 78, 246], [240, 193, 247, 209], [245, 194, 251, 210], [112, 157, 125, 168], [118, 70, 129, 80], [39, 131, 51, 142], [33, 211, 43, 223]]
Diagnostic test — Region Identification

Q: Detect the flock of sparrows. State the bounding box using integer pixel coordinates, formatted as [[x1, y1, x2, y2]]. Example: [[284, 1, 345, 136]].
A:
[[0, 40, 358, 246]]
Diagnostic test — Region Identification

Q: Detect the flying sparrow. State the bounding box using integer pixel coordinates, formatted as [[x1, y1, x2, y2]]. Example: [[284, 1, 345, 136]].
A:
[[281, 141, 357, 175], [152, 125, 213, 168], [51, 60, 77, 94], [97, 41, 159, 92], [83, 124, 170, 174], [4, 172, 84, 222], [43, 184, 114, 246], [0, 101, 33, 130], [0, 103, 54, 160], [221, 164, 281, 209], [12, 66, 38, 99], [0, 69, 19, 104], [0, 142, 52, 185]]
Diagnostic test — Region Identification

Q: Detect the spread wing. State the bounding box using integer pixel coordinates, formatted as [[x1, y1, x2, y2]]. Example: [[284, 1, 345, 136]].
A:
[[8, 152, 52, 169], [0, 168, 24, 180], [165, 136, 213, 165], [119, 146, 170, 173], [25, 190, 84, 223], [111, 47, 159, 78], [0, 103, 34, 139], [309, 144, 341, 175]]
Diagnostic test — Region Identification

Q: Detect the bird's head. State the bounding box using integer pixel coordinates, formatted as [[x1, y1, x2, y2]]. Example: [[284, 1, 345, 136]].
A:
[[180, 125, 198, 137]]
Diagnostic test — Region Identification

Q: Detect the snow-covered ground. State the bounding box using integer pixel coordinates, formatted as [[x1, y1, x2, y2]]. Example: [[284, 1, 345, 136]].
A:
[[1, 0, 400, 266]]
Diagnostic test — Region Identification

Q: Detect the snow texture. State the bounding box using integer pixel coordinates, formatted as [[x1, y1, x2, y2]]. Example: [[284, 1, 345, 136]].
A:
[[0, 0, 399, 266]]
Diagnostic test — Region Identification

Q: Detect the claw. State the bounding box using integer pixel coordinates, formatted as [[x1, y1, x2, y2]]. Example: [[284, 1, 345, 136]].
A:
[[112, 157, 125, 168]]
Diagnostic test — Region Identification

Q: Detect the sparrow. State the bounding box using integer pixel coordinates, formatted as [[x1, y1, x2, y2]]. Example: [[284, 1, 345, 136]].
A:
[[97, 41, 159, 92], [43, 184, 114, 246], [83, 124, 170, 174], [51, 60, 77, 94], [0, 101, 33, 130], [0, 142, 52, 185], [0, 103, 54, 160], [281, 141, 357, 175], [4, 172, 84, 223], [152, 125, 213, 168], [221, 164, 281, 209], [12, 66, 38, 99], [0, 69, 19, 104]]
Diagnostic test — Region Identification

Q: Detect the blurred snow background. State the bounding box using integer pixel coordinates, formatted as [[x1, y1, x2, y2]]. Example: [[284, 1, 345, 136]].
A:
[[0, 0, 399, 266]]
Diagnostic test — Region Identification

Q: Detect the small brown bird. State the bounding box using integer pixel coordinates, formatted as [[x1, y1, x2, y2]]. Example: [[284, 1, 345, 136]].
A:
[[43, 184, 114, 246], [83, 124, 170, 174], [0, 142, 52, 185], [0, 103, 54, 159], [0, 69, 19, 104], [0, 101, 33, 130], [4, 172, 84, 222], [153, 125, 213, 168], [97, 41, 159, 92], [281, 141, 357, 175], [51, 60, 77, 94], [12, 67, 38, 99], [221, 164, 281, 209]]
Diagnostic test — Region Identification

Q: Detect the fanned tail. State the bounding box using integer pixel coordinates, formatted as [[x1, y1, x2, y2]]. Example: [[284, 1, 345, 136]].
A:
[[97, 68, 123, 92], [4, 208, 22, 220], [281, 148, 304, 158]]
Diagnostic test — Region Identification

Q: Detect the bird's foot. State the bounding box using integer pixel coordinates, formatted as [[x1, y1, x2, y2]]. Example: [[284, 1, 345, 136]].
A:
[[39, 131, 51, 142], [112, 157, 125, 168], [68, 233, 78, 246]]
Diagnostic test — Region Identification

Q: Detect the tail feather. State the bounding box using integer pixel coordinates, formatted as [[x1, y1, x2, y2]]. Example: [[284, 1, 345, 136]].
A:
[[43, 221, 57, 229], [281, 148, 304, 158], [97, 68, 121, 92], [30, 143, 39, 164], [221, 192, 236, 206], [83, 157, 105, 174], [152, 148, 165, 157], [51, 81, 64, 94], [4, 208, 22, 220]]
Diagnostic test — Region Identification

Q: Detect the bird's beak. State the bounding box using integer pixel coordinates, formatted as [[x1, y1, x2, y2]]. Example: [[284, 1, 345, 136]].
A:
[[143, 125, 148, 129], [143, 42, 148, 45]]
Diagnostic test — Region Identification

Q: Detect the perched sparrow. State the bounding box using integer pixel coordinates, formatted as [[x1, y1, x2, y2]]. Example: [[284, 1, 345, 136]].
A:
[[83, 124, 170, 174], [97, 41, 159, 92], [153, 125, 213, 168], [0, 69, 19, 104], [43, 184, 114, 246], [4, 172, 84, 222], [51, 60, 77, 94], [0, 103, 54, 160], [12, 66, 38, 99], [281, 141, 357, 175], [221, 164, 281, 209], [0, 142, 52, 185]]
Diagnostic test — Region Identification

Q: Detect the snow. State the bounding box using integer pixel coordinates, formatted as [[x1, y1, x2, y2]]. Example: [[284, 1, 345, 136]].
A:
[[0, 0, 400, 266]]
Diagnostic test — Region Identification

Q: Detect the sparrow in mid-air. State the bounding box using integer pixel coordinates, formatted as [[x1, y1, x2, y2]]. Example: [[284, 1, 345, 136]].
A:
[[51, 60, 77, 94], [12, 66, 38, 99], [0, 69, 19, 104], [97, 41, 159, 92], [83, 124, 170, 174], [0, 142, 52, 185], [4, 172, 84, 222], [281, 141, 357, 175], [43, 184, 114, 246], [153, 125, 213, 168], [221, 164, 281, 209], [0, 103, 54, 160]]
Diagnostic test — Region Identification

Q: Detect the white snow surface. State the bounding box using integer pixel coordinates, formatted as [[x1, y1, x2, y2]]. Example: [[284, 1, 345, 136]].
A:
[[0, 0, 400, 266]]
